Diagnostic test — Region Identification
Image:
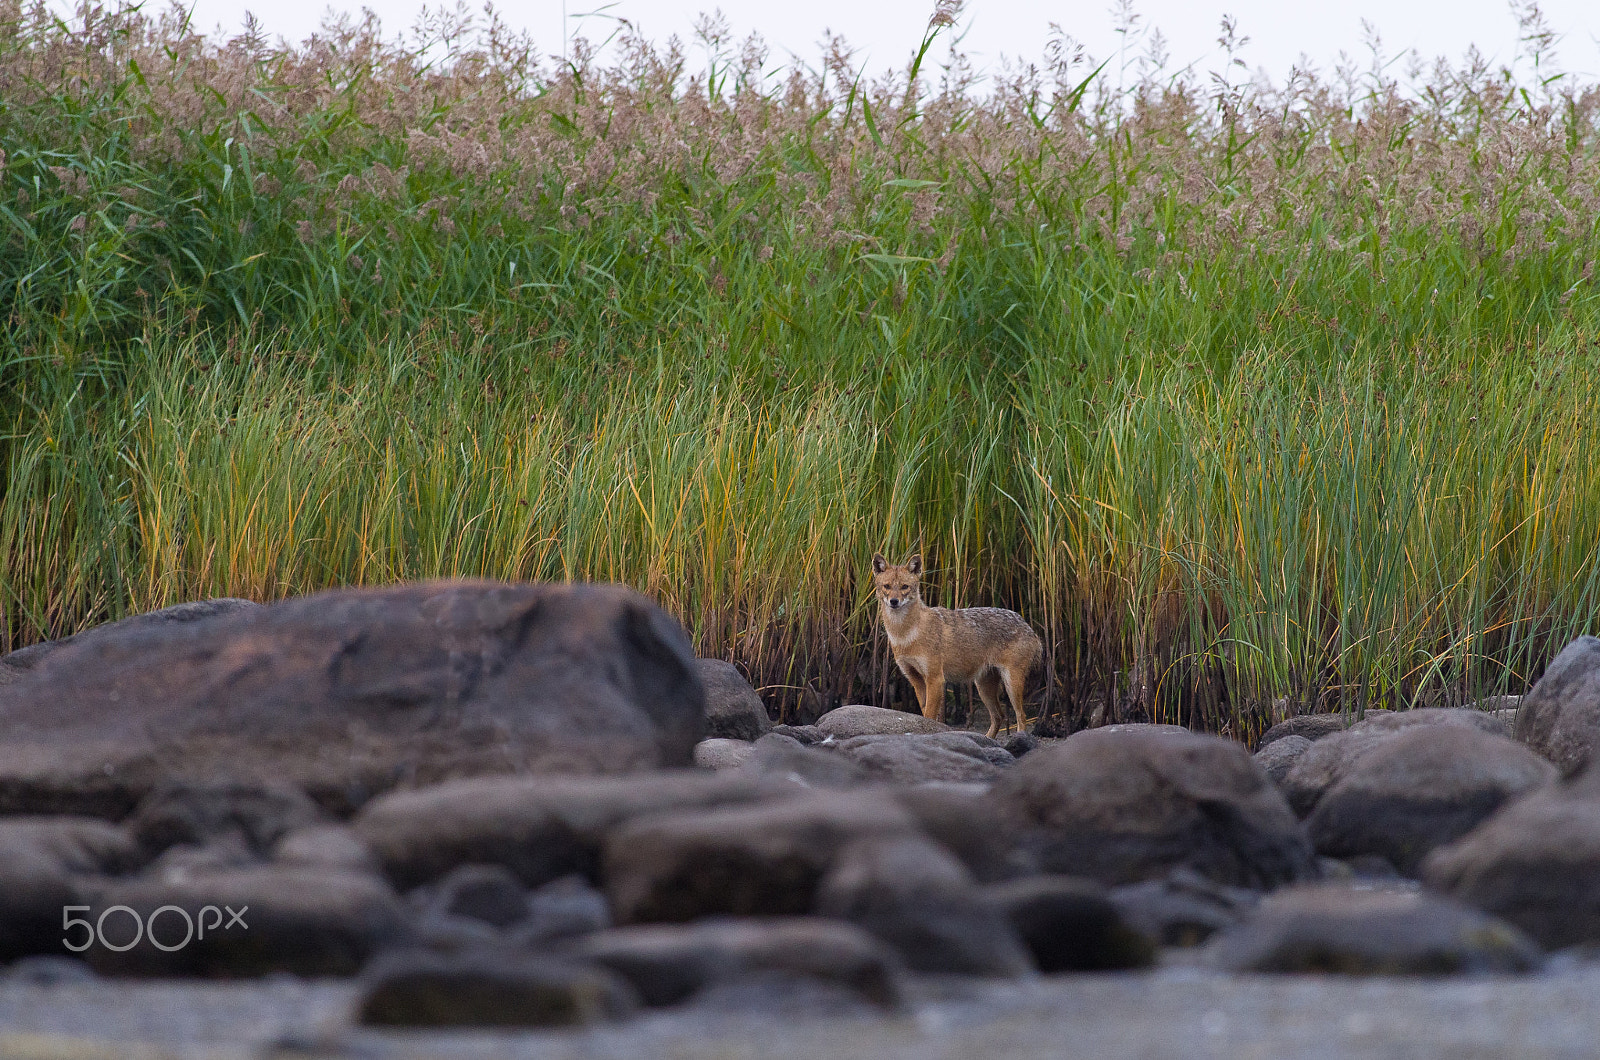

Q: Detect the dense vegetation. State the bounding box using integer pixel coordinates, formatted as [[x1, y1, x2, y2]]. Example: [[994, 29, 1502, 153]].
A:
[[4, 0, 1599, 735]]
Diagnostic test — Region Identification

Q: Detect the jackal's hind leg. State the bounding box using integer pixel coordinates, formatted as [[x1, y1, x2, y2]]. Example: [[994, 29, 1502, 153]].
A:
[[1000, 665, 1031, 736]]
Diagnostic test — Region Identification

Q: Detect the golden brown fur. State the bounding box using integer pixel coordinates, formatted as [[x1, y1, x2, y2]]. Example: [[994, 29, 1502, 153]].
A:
[[871, 552, 1043, 738]]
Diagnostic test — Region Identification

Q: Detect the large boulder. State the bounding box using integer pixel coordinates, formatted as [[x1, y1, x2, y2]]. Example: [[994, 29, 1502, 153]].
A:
[[602, 790, 919, 923], [1202, 883, 1542, 975], [1514, 636, 1600, 777], [1281, 708, 1509, 817], [0, 581, 706, 817], [353, 771, 768, 890], [1304, 725, 1557, 875], [985, 728, 1313, 888], [0, 599, 260, 674], [1423, 772, 1600, 949], [814, 705, 947, 738], [694, 659, 772, 741]]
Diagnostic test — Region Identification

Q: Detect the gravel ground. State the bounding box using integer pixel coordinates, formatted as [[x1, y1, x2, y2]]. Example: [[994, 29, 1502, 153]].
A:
[[3, 964, 1600, 1060]]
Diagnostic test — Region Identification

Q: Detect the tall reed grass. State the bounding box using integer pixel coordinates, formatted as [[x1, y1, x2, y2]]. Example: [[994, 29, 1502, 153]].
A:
[[3, 0, 1599, 735]]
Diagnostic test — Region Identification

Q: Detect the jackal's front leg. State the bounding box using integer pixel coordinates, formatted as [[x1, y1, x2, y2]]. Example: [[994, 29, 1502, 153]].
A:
[[898, 662, 928, 714], [920, 668, 946, 723]]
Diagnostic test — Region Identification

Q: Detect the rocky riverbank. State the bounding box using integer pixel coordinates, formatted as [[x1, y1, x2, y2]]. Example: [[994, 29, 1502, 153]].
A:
[[0, 581, 1598, 1056]]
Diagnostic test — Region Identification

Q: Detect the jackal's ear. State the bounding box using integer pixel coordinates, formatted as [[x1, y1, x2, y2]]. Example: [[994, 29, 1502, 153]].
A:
[[906, 553, 922, 575], [871, 553, 887, 574]]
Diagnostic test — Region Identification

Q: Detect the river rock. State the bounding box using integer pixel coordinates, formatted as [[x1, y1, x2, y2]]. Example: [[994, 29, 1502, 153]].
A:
[[1258, 715, 1347, 748], [85, 866, 411, 977], [1281, 708, 1510, 817], [983, 875, 1155, 971], [125, 781, 323, 859], [769, 724, 824, 745], [353, 771, 768, 890], [831, 733, 1011, 784], [358, 948, 637, 1027], [1514, 636, 1600, 776], [891, 784, 1028, 883], [419, 864, 529, 928], [1203, 883, 1543, 975], [272, 824, 379, 874], [1305, 725, 1557, 875], [512, 876, 612, 945], [0, 817, 143, 961], [693, 738, 757, 770], [815, 835, 1032, 977], [737, 734, 869, 788], [815, 705, 948, 738], [986, 728, 1313, 888], [602, 789, 919, 923], [1423, 772, 1600, 949], [0, 581, 707, 818], [571, 918, 903, 1008], [1108, 867, 1260, 947], [1254, 735, 1313, 787], [695, 659, 772, 741]]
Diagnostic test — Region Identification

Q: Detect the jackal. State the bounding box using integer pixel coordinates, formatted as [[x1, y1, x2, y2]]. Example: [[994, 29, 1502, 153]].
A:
[[871, 552, 1042, 738]]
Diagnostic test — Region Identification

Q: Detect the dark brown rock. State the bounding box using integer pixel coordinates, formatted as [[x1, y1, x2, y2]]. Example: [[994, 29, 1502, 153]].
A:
[[85, 866, 410, 978], [353, 771, 768, 890], [0, 581, 705, 818], [358, 948, 637, 1027], [602, 790, 918, 923], [1281, 708, 1510, 817], [1305, 725, 1557, 875], [1423, 773, 1600, 950], [1514, 636, 1600, 777], [1202, 883, 1543, 975], [986, 728, 1313, 888], [570, 918, 903, 1008], [983, 875, 1155, 971], [695, 659, 772, 741]]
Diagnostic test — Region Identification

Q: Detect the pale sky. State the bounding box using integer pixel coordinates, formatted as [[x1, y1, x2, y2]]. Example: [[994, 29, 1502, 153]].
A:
[[150, 0, 1600, 88]]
